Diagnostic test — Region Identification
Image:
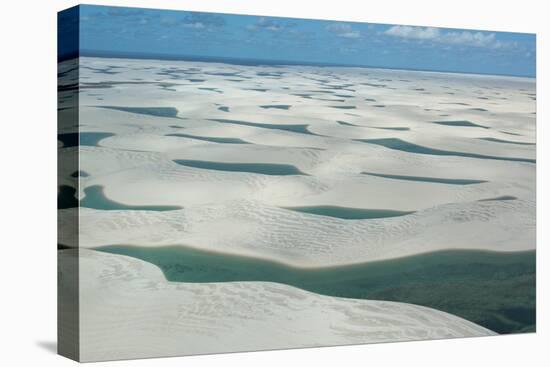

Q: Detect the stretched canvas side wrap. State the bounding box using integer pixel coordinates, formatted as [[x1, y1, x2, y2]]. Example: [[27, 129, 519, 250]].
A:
[[57, 4, 536, 362]]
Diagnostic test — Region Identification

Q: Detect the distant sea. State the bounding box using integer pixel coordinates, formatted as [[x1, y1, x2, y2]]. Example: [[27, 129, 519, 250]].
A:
[[72, 49, 536, 79]]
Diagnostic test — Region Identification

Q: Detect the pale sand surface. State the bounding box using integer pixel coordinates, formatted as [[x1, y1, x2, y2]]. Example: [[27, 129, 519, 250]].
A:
[[56, 58, 533, 358], [61, 196, 533, 267], [61, 57, 536, 266], [61, 249, 494, 362]]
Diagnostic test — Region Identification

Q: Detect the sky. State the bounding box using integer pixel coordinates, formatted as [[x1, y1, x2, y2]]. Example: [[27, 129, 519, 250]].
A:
[[61, 5, 536, 77]]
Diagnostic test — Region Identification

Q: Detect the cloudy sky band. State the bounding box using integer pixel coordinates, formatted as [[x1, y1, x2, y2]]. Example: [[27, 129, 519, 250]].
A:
[[74, 5, 536, 77]]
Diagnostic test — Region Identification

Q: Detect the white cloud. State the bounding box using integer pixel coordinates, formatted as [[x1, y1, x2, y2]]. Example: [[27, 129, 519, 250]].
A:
[[248, 17, 287, 32], [326, 23, 361, 39], [385, 25, 440, 40], [441, 31, 495, 47], [160, 13, 225, 30], [385, 25, 505, 49]]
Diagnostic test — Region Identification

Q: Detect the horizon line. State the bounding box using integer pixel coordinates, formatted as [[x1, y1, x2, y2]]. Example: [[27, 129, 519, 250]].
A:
[[61, 49, 536, 79]]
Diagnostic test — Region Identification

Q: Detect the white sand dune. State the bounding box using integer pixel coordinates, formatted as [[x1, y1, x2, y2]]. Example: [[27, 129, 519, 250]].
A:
[[65, 56, 536, 265], [60, 249, 494, 361], [56, 57, 534, 359], [76, 146, 534, 211], [62, 191, 533, 267]]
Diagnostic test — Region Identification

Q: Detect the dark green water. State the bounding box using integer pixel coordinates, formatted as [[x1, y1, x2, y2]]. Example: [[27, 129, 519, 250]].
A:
[[96, 245, 535, 334], [166, 133, 250, 144], [80, 185, 182, 211], [358, 138, 535, 164], [80, 132, 115, 146], [478, 195, 518, 202], [260, 104, 291, 110], [330, 105, 356, 109], [57, 133, 78, 148], [97, 106, 180, 118], [371, 126, 410, 131], [500, 130, 523, 136], [209, 118, 317, 136], [174, 159, 308, 176], [58, 132, 114, 148], [432, 120, 489, 128], [362, 172, 487, 185], [70, 170, 90, 178], [337, 120, 357, 126], [283, 205, 414, 219], [58, 185, 78, 209]]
